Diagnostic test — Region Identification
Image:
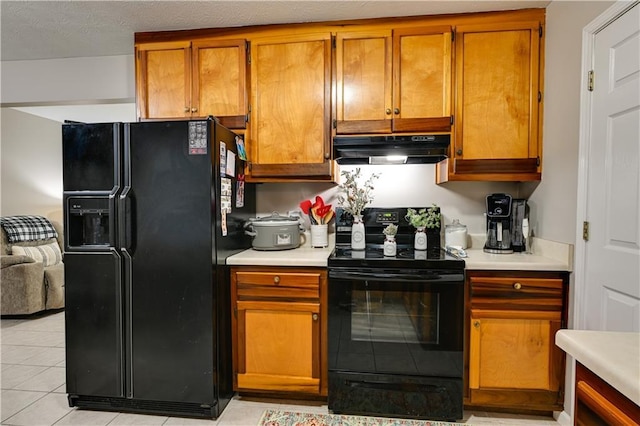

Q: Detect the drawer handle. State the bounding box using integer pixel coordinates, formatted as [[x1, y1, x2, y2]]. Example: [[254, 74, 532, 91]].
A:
[[312, 313, 319, 321], [273, 276, 280, 284], [513, 282, 522, 290]]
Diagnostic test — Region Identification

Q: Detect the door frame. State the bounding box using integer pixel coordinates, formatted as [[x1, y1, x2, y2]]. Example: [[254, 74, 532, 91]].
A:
[[574, 0, 639, 331]]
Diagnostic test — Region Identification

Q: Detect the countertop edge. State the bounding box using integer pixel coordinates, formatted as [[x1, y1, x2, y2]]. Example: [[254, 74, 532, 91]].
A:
[[556, 329, 640, 406]]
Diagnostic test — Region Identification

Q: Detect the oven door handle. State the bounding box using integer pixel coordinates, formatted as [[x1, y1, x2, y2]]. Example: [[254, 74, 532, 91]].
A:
[[329, 269, 463, 282]]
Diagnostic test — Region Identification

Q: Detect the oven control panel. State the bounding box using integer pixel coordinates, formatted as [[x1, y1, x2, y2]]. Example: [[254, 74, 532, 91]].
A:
[[375, 211, 398, 224]]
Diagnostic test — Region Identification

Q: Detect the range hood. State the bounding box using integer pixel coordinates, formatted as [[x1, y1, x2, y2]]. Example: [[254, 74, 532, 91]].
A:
[[333, 134, 450, 165]]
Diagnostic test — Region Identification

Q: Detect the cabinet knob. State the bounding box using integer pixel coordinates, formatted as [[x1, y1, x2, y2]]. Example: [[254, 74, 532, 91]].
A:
[[191, 107, 198, 113], [312, 313, 319, 321], [324, 153, 330, 160], [474, 320, 480, 328], [513, 282, 522, 290], [273, 276, 280, 284], [385, 108, 392, 115], [184, 107, 190, 113], [456, 149, 463, 156], [394, 108, 400, 115]]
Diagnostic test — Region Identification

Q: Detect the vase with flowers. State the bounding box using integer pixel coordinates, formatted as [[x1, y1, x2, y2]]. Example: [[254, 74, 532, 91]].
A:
[[337, 168, 379, 250], [382, 223, 398, 256], [405, 204, 441, 250]]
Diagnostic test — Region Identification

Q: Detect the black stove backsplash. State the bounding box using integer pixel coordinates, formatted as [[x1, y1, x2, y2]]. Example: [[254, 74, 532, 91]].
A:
[[335, 207, 441, 250]]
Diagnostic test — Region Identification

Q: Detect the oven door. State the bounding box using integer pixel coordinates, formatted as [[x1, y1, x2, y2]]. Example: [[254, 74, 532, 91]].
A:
[[327, 267, 464, 420]]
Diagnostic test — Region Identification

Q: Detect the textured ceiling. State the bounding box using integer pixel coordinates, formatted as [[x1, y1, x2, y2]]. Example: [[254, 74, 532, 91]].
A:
[[1, 0, 550, 62]]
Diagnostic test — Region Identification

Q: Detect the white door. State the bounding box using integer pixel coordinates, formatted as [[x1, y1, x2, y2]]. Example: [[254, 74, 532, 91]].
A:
[[580, 2, 640, 332]]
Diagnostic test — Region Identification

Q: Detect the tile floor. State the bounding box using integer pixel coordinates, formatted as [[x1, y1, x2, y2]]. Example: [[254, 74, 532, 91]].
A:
[[1, 311, 561, 425]]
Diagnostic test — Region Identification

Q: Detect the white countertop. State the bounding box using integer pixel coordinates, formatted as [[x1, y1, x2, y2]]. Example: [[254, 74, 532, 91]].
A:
[[227, 234, 573, 270], [226, 232, 334, 267], [462, 249, 570, 271], [556, 330, 640, 406]]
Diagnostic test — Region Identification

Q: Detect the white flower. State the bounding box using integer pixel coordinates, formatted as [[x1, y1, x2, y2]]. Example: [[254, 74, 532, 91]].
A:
[[337, 168, 380, 217]]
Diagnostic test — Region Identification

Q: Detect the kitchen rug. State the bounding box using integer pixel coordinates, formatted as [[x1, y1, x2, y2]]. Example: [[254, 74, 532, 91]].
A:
[[258, 409, 469, 426]]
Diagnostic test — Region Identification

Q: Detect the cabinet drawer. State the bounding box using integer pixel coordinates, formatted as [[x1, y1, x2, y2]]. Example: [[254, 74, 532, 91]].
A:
[[470, 276, 563, 311], [234, 270, 321, 299]]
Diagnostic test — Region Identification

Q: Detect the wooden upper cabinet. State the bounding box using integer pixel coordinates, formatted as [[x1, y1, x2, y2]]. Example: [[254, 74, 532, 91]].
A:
[[136, 39, 247, 129], [336, 30, 391, 133], [136, 41, 191, 119], [248, 33, 332, 180], [439, 20, 543, 182], [191, 39, 247, 129], [335, 26, 453, 134]]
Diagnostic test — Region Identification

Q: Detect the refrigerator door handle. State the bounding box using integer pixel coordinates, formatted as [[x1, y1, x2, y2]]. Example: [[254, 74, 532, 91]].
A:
[[118, 189, 133, 251]]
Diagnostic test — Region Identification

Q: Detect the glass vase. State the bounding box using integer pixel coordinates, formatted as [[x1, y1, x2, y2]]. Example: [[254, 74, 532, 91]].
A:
[[414, 227, 427, 250], [383, 236, 397, 256], [351, 215, 366, 250]]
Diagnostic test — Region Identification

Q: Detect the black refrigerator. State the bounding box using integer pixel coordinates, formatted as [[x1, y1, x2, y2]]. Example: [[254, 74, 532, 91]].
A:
[[62, 118, 255, 418]]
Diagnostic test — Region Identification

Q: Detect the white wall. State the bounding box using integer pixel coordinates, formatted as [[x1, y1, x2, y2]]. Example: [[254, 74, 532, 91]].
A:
[[1, 55, 135, 104], [529, 0, 614, 245], [0, 108, 64, 223], [257, 166, 519, 236]]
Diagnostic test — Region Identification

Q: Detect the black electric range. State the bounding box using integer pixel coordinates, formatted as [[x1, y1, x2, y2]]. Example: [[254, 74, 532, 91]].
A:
[[327, 207, 466, 421]]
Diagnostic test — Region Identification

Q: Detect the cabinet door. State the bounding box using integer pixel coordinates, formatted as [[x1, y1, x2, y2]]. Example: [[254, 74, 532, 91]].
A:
[[336, 30, 392, 134], [469, 309, 562, 392], [249, 33, 332, 180], [136, 41, 191, 119], [392, 26, 453, 133], [235, 300, 321, 394], [448, 21, 542, 181], [192, 39, 247, 129]]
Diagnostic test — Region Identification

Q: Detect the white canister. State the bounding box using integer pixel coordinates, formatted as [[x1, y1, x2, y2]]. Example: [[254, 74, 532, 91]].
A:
[[445, 219, 468, 249], [310, 224, 328, 248]]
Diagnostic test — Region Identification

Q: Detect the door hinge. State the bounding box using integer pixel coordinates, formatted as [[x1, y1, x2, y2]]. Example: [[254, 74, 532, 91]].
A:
[[332, 119, 337, 129], [246, 42, 251, 65], [233, 307, 238, 318], [539, 25, 543, 38], [538, 91, 542, 102], [588, 70, 594, 91], [583, 221, 589, 241], [536, 156, 540, 166], [451, 30, 455, 42], [332, 36, 336, 49], [450, 115, 454, 125], [246, 105, 251, 123]]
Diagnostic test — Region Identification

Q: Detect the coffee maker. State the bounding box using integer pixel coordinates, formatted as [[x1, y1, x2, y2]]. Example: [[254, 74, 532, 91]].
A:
[[484, 193, 513, 254]]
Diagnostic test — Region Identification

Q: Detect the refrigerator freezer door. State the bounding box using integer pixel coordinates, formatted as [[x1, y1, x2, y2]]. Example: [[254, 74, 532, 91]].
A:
[[65, 252, 123, 398], [63, 123, 121, 193]]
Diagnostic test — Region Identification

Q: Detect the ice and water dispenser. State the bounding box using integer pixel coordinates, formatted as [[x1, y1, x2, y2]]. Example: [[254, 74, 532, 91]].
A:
[[66, 197, 112, 248]]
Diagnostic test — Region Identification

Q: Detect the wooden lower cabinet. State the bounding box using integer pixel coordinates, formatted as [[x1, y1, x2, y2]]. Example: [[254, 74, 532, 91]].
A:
[[230, 266, 327, 397], [465, 270, 569, 413]]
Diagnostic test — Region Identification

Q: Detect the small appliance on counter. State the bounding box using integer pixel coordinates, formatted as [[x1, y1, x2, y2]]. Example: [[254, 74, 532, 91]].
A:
[[484, 193, 513, 254], [244, 212, 304, 250], [511, 199, 530, 252]]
